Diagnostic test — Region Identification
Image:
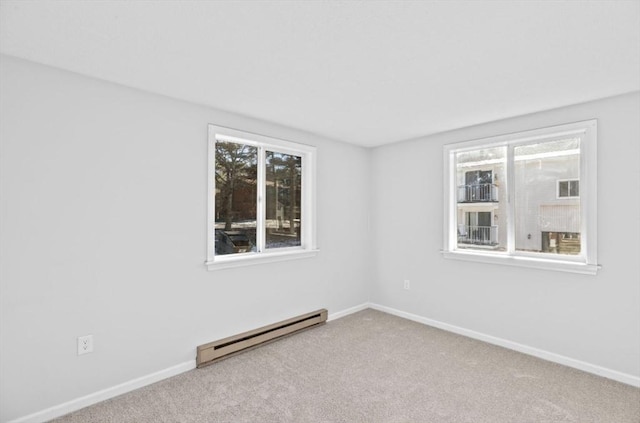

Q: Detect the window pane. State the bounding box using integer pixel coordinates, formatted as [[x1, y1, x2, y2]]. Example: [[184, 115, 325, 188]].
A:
[[570, 180, 579, 197], [265, 151, 302, 249], [455, 147, 506, 251], [514, 138, 580, 255], [559, 181, 569, 197], [214, 141, 257, 255]]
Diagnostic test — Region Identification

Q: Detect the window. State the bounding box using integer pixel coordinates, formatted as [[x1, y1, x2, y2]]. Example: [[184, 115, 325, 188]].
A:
[[558, 179, 579, 198], [207, 125, 317, 270], [443, 120, 598, 274]]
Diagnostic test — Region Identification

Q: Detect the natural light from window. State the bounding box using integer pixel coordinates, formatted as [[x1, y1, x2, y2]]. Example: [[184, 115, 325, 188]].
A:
[[443, 120, 598, 274], [207, 125, 317, 270]]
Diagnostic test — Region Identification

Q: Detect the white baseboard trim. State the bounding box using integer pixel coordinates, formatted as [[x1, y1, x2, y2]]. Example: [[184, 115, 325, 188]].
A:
[[10, 302, 637, 422], [327, 302, 370, 321], [9, 304, 365, 423], [369, 303, 640, 388], [8, 303, 367, 423], [8, 360, 196, 423]]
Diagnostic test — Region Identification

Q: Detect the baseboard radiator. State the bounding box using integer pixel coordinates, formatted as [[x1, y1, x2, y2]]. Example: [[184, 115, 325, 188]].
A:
[[196, 309, 328, 368]]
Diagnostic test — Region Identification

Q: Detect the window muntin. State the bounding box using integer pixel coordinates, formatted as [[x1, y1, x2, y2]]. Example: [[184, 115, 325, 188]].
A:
[[207, 125, 317, 269], [443, 120, 598, 274]]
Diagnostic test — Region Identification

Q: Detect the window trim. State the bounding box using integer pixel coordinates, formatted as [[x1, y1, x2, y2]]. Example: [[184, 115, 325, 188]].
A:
[[206, 125, 318, 270], [442, 119, 599, 275]]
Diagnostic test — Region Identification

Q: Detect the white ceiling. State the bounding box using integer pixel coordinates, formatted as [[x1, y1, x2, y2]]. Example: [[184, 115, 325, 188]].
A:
[[1, 1, 639, 147]]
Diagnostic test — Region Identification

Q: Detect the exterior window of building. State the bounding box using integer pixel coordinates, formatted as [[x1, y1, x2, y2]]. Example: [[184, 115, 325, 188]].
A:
[[443, 120, 598, 274], [558, 179, 580, 198], [207, 125, 317, 270]]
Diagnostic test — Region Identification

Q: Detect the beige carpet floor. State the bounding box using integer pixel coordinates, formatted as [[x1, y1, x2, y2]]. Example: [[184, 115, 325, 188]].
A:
[[52, 309, 640, 423]]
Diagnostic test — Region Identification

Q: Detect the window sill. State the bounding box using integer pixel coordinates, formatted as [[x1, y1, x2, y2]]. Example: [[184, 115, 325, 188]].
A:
[[441, 250, 600, 275], [206, 249, 319, 271]]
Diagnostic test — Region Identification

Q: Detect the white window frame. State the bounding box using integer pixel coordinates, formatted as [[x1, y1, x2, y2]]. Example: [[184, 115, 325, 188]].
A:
[[557, 179, 580, 199], [206, 124, 318, 270], [442, 120, 599, 275]]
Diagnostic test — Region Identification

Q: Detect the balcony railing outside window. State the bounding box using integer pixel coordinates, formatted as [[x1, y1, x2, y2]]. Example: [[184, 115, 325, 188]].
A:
[[457, 183, 499, 203], [458, 225, 499, 246]]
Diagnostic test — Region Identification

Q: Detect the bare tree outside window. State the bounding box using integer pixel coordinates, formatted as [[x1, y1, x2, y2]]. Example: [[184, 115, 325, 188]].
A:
[[266, 151, 302, 249], [214, 141, 257, 255], [207, 125, 317, 269]]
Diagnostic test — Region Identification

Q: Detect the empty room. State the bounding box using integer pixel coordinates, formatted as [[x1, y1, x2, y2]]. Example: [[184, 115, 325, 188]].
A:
[[1, 1, 639, 422]]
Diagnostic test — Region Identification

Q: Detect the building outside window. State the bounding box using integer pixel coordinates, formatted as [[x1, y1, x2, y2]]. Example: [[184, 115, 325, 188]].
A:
[[443, 120, 598, 274]]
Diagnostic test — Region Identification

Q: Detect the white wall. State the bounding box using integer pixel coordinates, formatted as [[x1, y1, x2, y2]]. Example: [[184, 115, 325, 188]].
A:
[[371, 91, 640, 380], [2, 54, 638, 422], [0, 56, 372, 422]]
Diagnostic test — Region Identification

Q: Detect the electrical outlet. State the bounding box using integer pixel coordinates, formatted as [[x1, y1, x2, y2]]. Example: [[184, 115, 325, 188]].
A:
[[77, 335, 93, 355], [403, 279, 410, 290]]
